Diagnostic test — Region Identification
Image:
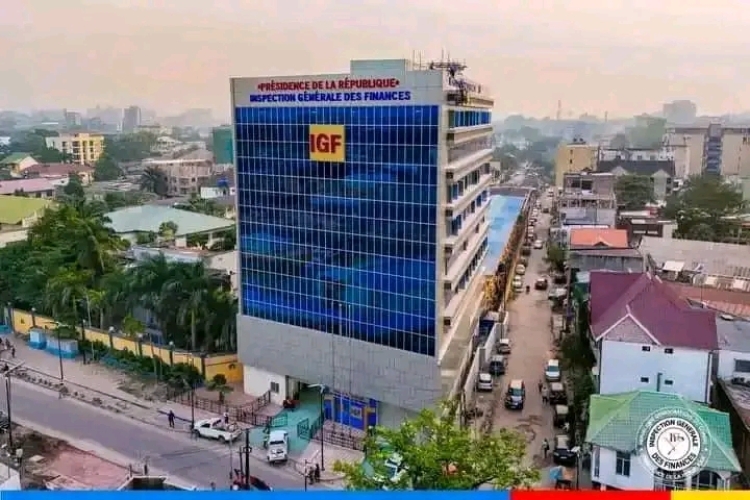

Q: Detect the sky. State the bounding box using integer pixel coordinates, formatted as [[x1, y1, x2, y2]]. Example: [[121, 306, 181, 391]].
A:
[[3, 0, 750, 120]]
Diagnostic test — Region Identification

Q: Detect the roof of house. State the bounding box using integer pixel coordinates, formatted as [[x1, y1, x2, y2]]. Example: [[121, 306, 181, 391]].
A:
[[212, 195, 235, 207], [597, 159, 676, 177], [585, 391, 741, 473], [24, 163, 93, 176], [0, 152, 34, 165], [639, 236, 750, 282], [105, 205, 234, 235], [716, 316, 750, 352], [665, 281, 750, 319], [0, 196, 53, 225], [589, 271, 718, 350], [0, 178, 56, 195], [570, 228, 629, 248]]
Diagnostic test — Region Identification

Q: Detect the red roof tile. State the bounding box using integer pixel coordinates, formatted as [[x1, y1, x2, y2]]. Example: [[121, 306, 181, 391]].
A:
[[590, 272, 718, 350]]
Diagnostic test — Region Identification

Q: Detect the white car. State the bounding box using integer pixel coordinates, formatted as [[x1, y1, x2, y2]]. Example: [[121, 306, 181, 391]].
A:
[[476, 372, 493, 392], [533, 240, 544, 249], [515, 264, 526, 276], [512, 276, 523, 291], [545, 359, 562, 382], [193, 418, 242, 442], [267, 430, 289, 463]]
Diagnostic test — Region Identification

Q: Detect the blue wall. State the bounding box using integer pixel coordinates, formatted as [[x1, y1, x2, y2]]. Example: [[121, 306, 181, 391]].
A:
[[482, 195, 525, 273], [235, 105, 440, 356]]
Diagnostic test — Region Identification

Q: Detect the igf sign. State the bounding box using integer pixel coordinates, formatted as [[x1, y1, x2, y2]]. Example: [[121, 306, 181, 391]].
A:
[[309, 125, 345, 162]]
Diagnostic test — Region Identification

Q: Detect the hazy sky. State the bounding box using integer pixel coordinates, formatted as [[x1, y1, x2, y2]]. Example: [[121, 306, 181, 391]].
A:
[[3, 0, 750, 119]]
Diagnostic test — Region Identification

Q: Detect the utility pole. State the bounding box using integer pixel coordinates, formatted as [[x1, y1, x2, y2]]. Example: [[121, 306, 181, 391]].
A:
[[244, 429, 250, 490], [4, 375, 12, 450]]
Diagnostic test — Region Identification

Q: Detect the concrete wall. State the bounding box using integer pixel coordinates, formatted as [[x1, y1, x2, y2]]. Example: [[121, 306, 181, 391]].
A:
[[236, 315, 442, 413], [9, 308, 242, 383]]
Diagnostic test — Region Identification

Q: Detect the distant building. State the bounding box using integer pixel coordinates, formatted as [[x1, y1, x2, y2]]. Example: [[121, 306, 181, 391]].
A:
[[141, 158, 213, 197], [63, 109, 82, 127], [0, 153, 39, 177], [200, 170, 235, 199], [554, 139, 597, 187], [558, 172, 617, 227], [662, 99, 697, 124], [122, 106, 142, 133], [23, 162, 95, 185], [0, 178, 56, 198], [45, 133, 105, 165], [211, 126, 233, 165], [596, 159, 676, 201]]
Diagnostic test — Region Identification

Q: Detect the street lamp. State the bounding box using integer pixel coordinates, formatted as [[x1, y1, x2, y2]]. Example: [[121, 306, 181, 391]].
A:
[[309, 383, 326, 470], [56, 326, 64, 382], [30, 307, 36, 328], [80, 318, 87, 365], [187, 353, 195, 435]]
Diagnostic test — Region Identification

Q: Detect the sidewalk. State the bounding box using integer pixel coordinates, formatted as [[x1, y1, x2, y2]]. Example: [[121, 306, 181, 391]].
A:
[[1, 333, 220, 433]]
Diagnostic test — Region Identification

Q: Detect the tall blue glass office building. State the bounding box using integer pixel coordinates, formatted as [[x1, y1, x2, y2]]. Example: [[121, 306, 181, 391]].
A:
[[233, 59, 494, 428]]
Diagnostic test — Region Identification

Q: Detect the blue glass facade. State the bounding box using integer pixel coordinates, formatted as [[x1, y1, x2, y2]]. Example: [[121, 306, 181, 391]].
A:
[[235, 105, 440, 356]]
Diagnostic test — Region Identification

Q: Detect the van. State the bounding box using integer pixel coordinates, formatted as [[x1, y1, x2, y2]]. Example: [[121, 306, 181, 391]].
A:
[[488, 355, 506, 376], [476, 372, 493, 392], [553, 405, 570, 428], [549, 382, 567, 405], [266, 430, 289, 464]]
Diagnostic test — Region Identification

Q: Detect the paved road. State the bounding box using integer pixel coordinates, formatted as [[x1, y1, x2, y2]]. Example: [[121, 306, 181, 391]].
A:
[[0, 380, 318, 490], [491, 194, 558, 483]]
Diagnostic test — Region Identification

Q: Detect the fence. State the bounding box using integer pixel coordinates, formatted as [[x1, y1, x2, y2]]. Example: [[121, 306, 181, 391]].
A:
[[167, 389, 276, 426], [7, 307, 242, 383], [296, 416, 365, 451]]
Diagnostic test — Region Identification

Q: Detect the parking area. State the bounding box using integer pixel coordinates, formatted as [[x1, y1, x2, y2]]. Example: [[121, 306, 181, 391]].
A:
[[477, 193, 566, 486]]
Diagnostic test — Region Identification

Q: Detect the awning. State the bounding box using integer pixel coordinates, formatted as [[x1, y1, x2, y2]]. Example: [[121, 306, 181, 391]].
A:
[[662, 260, 685, 272]]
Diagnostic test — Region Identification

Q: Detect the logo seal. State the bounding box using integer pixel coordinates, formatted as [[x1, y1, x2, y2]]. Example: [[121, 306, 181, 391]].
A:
[[636, 407, 710, 481]]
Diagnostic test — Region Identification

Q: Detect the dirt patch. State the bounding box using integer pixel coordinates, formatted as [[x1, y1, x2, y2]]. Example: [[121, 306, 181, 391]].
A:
[[116, 377, 172, 402]]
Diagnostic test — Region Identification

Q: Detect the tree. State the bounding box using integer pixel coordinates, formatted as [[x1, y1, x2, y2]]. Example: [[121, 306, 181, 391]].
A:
[[186, 233, 209, 248], [158, 221, 178, 242], [103, 191, 145, 211], [545, 244, 566, 273], [139, 166, 168, 196], [104, 133, 157, 162], [44, 267, 91, 325], [62, 173, 85, 200], [334, 400, 539, 490], [609, 133, 630, 150], [628, 116, 666, 149], [121, 314, 144, 339], [614, 175, 654, 210], [93, 153, 122, 181], [7, 130, 68, 162], [135, 231, 157, 245], [663, 175, 745, 241]]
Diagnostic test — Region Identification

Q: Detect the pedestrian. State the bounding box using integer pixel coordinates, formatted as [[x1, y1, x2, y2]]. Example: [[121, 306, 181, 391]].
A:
[[10, 346, 14, 358], [542, 438, 550, 459], [223, 410, 229, 425], [314, 463, 321, 483], [168, 410, 175, 428], [537, 379, 543, 393], [210, 482, 216, 491], [143, 462, 149, 476], [541, 385, 549, 404]]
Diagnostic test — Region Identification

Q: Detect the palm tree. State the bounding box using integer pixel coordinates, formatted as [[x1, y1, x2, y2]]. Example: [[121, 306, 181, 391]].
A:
[[128, 254, 174, 333], [121, 314, 144, 339], [158, 221, 178, 243], [70, 203, 127, 279], [86, 288, 106, 329], [44, 267, 91, 325], [139, 166, 168, 196], [166, 262, 212, 351]]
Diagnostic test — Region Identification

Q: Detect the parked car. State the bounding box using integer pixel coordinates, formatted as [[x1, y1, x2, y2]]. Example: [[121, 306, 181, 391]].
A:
[[552, 434, 577, 466], [545, 359, 562, 382], [533, 240, 544, 249], [476, 372, 494, 392], [549, 382, 568, 405], [542, 207, 550, 213], [267, 430, 289, 464], [512, 276, 523, 292], [488, 355, 506, 376], [553, 404, 570, 428], [535, 277, 548, 290], [504, 379, 525, 410], [496, 338, 512, 355], [515, 264, 526, 276]]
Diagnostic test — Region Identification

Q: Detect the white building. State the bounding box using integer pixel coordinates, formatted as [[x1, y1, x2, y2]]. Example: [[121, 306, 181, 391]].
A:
[[233, 58, 494, 428], [586, 391, 741, 491], [587, 272, 718, 403]]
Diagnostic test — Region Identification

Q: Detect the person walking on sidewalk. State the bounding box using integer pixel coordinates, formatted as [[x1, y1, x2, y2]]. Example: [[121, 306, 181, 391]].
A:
[[168, 410, 176, 428], [542, 438, 550, 459], [314, 463, 321, 483], [223, 410, 229, 425], [537, 379, 543, 393], [541, 385, 549, 405]]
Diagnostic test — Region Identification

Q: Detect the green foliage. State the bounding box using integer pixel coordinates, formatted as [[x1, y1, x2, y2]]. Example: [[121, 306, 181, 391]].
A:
[[62, 173, 85, 200], [334, 400, 539, 490], [663, 174, 745, 241], [122, 314, 144, 339], [158, 221, 178, 240], [179, 194, 224, 217], [93, 153, 122, 181], [139, 166, 168, 196], [545, 244, 566, 273], [614, 175, 654, 210], [209, 229, 236, 251], [628, 116, 666, 149], [103, 191, 146, 211], [104, 133, 156, 162], [135, 231, 157, 245], [212, 374, 227, 386], [5, 129, 69, 162], [186, 233, 209, 249], [0, 197, 237, 353]]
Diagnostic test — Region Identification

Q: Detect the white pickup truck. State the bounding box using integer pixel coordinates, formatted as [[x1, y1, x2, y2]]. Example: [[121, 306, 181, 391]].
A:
[[192, 418, 242, 442]]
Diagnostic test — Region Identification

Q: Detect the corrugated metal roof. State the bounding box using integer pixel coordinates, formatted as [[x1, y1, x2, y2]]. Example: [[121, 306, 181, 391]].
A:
[[640, 236, 750, 279], [105, 206, 234, 235]]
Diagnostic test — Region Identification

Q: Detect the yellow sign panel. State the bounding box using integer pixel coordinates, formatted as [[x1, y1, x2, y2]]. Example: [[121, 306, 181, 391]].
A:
[[673, 493, 745, 500], [309, 125, 345, 162]]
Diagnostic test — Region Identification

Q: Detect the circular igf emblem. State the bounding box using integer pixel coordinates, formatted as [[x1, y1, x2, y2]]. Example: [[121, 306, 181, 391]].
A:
[[637, 408, 710, 480]]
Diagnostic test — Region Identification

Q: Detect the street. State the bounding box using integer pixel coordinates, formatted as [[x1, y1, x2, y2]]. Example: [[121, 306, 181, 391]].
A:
[[0, 379, 316, 490], [491, 188, 558, 481]]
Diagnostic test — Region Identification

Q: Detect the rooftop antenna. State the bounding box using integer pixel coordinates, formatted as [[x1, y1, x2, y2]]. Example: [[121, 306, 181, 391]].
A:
[[556, 100, 562, 121], [418, 51, 422, 68]]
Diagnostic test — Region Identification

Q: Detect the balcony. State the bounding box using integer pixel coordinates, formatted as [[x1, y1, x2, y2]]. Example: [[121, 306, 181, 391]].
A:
[[447, 124, 493, 146]]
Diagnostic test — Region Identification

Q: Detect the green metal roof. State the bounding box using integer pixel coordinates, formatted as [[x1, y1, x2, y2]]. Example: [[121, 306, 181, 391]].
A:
[[105, 205, 234, 236], [0, 153, 33, 164], [585, 391, 741, 472], [0, 195, 53, 224]]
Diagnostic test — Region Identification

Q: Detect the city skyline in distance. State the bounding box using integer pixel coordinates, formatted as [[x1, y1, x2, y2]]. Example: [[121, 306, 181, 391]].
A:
[[3, 1, 750, 119]]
